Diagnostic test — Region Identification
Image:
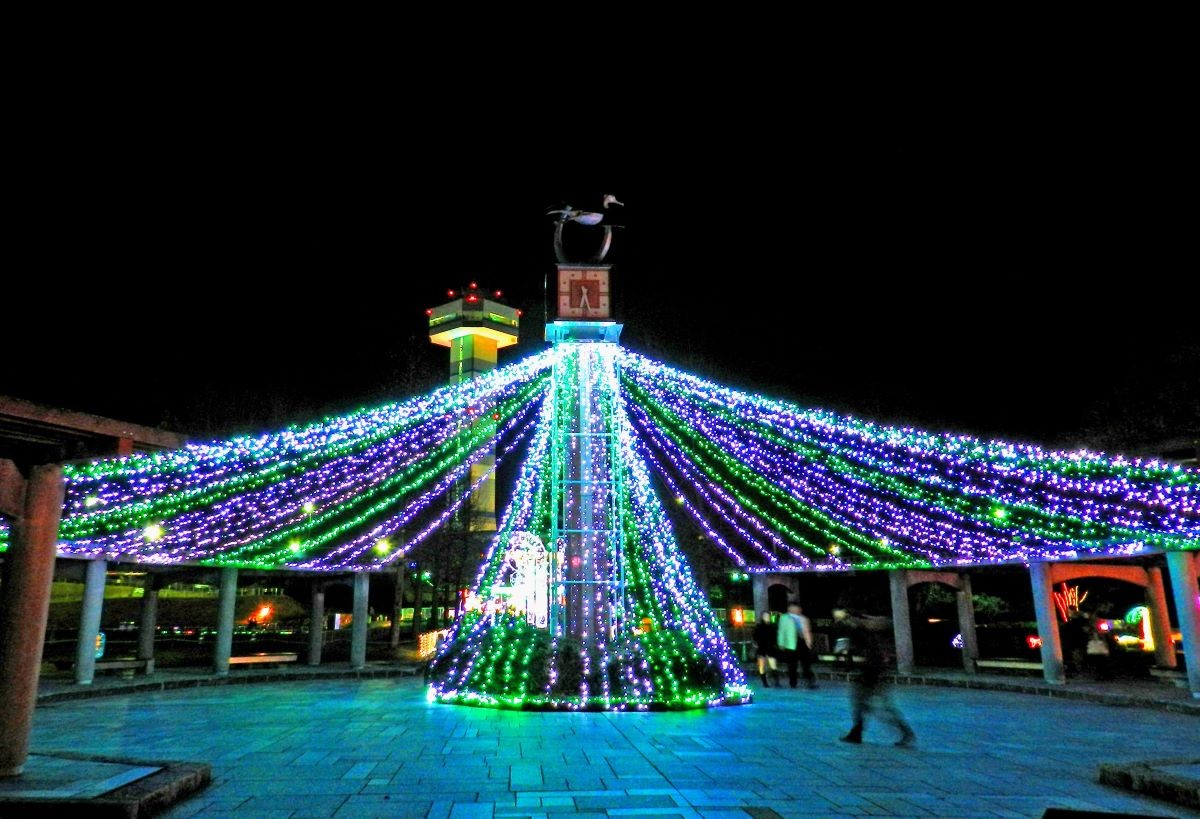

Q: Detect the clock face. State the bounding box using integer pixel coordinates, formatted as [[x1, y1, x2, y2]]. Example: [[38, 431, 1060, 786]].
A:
[[557, 268, 609, 318]]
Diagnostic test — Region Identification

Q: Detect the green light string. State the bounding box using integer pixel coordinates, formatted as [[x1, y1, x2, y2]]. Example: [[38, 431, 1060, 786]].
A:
[[205, 378, 547, 568], [626, 379, 899, 565]]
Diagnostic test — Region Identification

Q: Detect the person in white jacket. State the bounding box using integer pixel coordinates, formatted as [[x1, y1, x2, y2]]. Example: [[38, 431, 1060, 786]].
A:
[[776, 602, 818, 689]]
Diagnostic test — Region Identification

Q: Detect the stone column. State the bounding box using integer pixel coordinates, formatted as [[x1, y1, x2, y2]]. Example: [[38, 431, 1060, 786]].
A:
[[888, 570, 914, 674], [74, 558, 108, 685], [956, 573, 979, 675], [411, 561, 423, 637], [1029, 561, 1065, 684], [308, 581, 325, 666], [350, 572, 369, 670], [213, 567, 238, 676], [137, 573, 159, 674], [1146, 566, 1176, 669], [390, 565, 404, 648], [751, 573, 768, 620], [430, 559, 442, 630], [1165, 551, 1200, 698], [0, 463, 64, 777]]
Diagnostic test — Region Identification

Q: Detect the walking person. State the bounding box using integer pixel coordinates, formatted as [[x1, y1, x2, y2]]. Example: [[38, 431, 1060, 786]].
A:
[[832, 606, 916, 747], [793, 602, 818, 689], [776, 602, 818, 689], [751, 610, 778, 687]]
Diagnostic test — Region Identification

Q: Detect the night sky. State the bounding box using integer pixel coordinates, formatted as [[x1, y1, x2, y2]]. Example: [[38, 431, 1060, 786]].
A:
[[8, 100, 1197, 455]]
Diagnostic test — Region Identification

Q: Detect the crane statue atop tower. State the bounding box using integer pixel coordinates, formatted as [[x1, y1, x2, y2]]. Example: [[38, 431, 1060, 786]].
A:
[[425, 199, 750, 710]]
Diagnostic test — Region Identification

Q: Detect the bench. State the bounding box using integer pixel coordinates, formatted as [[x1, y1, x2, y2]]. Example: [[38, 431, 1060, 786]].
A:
[[93, 658, 152, 675], [1149, 667, 1189, 688], [977, 659, 1043, 675], [228, 652, 298, 668]]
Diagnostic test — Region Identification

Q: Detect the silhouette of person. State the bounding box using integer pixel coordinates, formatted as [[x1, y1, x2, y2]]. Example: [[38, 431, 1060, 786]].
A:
[[752, 610, 778, 687], [776, 602, 818, 689], [833, 606, 915, 747]]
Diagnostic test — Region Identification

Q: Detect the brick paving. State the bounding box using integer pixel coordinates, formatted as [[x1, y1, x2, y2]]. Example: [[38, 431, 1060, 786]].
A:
[[8, 664, 1198, 817]]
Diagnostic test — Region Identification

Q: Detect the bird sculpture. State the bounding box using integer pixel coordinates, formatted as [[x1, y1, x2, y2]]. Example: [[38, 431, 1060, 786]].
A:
[[547, 195, 624, 263], [546, 194, 623, 225]]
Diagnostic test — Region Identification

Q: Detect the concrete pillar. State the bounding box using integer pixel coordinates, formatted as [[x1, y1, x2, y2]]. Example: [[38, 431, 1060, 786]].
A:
[[213, 567, 238, 676], [1146, 566, 1176, 669], [308, 582, 325, 666], [888, 570, 914, 674], [390, 566, 404, 648], [1165, 551, 1200, 698], [411, 561, 423, 637], [1029, 561, 1065, 684], [350, 572, 369, 670], [751, 574, 768, 620], [956, 573, 979, 675], [137, 574, 158, 674], [434, 557, 448, 629], [0, 463, 65, 777], [73, 558, 108, 685]]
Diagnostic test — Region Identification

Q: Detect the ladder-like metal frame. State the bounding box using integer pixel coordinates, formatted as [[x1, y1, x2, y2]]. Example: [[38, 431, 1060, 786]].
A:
[[548, 344, 627, 640]]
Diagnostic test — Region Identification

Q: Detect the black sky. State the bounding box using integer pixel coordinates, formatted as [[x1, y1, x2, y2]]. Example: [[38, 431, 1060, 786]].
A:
[[8, 83, 1197, 454]]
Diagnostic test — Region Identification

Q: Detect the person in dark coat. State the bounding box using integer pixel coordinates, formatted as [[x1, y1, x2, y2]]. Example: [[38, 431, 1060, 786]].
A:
[[833, 607, 916, 747], [751, 610, 779, 687]]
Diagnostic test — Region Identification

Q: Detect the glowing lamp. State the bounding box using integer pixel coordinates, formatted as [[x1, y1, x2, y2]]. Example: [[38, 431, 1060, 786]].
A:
[[143, 523, 164, 542], [1027, 635, 1043, 649]]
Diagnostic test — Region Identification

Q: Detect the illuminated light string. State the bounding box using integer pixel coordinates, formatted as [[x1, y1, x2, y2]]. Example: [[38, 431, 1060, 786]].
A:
[[57, 378, 547, 569], [426, 399, 556, 698], [64, 406, 491, 564], [61, 405, 469, 543], [6, 358, 552, 569], [278, 388, 546, 571], [58, 350, 555, 531], [615, 400, 746, 681], [427, 344, 748, 710], [620, 350, 1197, 541], [623, 348, 1196, 524], [624, 363, 1136, 551], [619, 348, 1181, 485], [626, 382, 918, 567], [618, 351, 1198, 566], [628, 405, 811, 568], [629, 382, 1005, 568], [0, 336, 1193, 708], [300, 389, 542, 571]]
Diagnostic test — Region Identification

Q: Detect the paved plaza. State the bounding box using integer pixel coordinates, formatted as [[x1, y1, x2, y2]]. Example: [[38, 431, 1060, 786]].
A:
[[8, 669, 1199, 818]]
